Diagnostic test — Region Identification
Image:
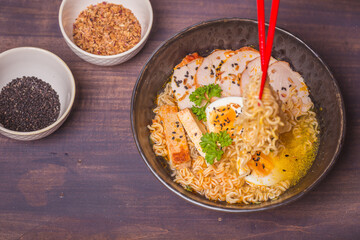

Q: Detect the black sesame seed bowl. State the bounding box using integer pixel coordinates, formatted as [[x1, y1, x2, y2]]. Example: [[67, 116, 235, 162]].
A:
[[0, 47, 76, 141]]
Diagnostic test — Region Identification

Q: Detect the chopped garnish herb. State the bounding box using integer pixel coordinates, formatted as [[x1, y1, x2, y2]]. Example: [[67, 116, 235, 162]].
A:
[[189, 84, 222, 121], [191, 105, 207, 121], [199, 131, 233, 165]]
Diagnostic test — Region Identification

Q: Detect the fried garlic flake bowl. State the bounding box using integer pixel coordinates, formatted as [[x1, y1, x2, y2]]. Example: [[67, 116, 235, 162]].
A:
[[59, 0, 153, 66]]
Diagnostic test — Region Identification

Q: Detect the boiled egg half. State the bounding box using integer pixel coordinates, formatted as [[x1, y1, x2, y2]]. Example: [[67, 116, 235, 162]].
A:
[[205, 97, 243, 136], [244, 151, 293, 186]]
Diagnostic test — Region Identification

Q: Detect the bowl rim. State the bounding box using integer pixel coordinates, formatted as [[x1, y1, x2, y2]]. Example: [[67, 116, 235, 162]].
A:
[[58, 0, 154, 59], [0, 47, 76, 137], [131, 18, 346, 212]]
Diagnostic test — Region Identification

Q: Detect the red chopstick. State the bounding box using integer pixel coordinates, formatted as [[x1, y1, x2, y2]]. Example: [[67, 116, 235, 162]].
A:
[[257, 0, 280, 99], [257, 0, 266, 72]]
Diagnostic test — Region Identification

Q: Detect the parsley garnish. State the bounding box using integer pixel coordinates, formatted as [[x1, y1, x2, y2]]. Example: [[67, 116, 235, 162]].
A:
[[200, 131, 233, 164], [189, 84, 222, 121]]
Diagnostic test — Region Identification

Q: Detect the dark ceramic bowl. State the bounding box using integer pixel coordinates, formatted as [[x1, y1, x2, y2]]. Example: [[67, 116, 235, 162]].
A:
[[131, 18, 345, 212]]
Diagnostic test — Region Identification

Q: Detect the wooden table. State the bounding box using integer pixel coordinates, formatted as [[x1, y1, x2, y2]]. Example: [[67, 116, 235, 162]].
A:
[[0, 0, 359, 239]]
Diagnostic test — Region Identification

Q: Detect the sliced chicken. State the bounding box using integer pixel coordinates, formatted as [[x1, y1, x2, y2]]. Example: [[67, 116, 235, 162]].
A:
[[177, 108, 207, 158], [268, 61, 313, 117], [159, 105, 191, 168], [217, 47, 260, 97], [240, 56, 277, 96], [196, 49, 235, 87], [171, 53, 203, 110]]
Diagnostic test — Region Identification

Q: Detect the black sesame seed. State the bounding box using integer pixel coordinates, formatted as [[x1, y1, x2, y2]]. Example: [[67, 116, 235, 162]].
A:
[[172, 131, 176, 134], [0, 76, 60, 132], [195, 133, 197, 136], [180, 136, 183, 138], [281, 87, 287, 91], [282, 169, 286, 172], [185, 86, 188, 90], [262, 164, 265, 169], [195, 67, 198, 70], [172, 137, 175, 140], [204, 66, 208, 69], [285, 154, 289, 157]]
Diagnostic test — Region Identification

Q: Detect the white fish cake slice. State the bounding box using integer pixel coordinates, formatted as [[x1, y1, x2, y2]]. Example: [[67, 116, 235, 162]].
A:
[[171, 58, 203, 110], [240, 56, 277, 96], [196, 49, 235, 87], [268, 61, 313, 117], [218, 47, 260, 97], [177, 108, 206, 158]]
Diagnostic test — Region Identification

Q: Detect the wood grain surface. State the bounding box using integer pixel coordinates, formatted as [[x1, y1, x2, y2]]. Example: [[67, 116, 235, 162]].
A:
[[0, 0, 359, 239]]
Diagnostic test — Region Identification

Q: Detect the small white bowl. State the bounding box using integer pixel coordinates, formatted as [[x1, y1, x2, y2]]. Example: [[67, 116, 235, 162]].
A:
[[58, 0, 153, 66], [0, 47, 76, 141]]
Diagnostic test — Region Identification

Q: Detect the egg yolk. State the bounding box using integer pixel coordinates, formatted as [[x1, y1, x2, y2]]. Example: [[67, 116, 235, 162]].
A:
[[208, 104, 237, 136], [247, 152, 274, 177]]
